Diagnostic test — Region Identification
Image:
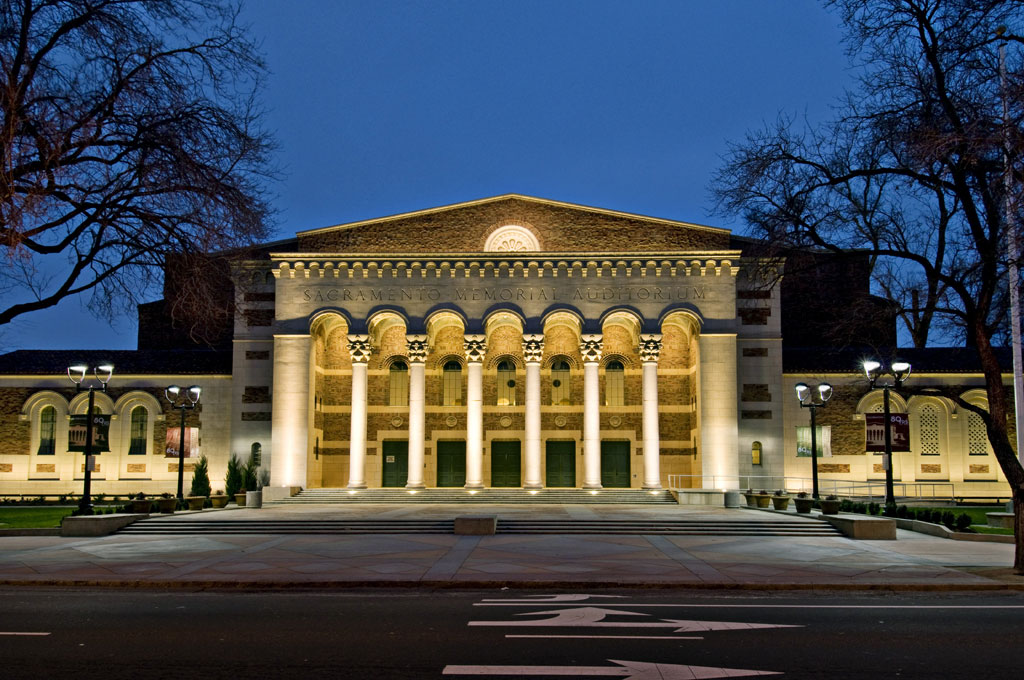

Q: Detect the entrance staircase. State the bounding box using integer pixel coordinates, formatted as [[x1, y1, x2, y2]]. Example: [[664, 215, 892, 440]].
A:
[[117, 516, 841, 537], [266, 488, 677, 505]]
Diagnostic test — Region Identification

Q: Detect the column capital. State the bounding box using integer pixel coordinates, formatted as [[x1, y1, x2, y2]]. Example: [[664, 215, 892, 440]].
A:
[[639, 333, 663, 363], [523, 334, 544, 363], [406, 334, 428, 363], [464, 334, 487, 363], [347, 334, 372, 363], [580, 334, 603, 363]]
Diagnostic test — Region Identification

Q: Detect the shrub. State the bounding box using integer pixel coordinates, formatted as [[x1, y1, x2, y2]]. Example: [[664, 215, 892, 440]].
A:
[[840, 499, 853, 512], [883, 504, 898, 517], [190, 454, 212, 498], [868, 502, 881, 516], [956, 513, 972, 531], [242, 455, 258, 492], [225, 453, 243, 496], [942, 511, 956, 530], [895, 505, 907, 518]]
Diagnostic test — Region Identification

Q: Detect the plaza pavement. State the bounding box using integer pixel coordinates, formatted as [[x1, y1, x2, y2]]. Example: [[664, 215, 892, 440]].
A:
[[0, 504, 1019, 590]]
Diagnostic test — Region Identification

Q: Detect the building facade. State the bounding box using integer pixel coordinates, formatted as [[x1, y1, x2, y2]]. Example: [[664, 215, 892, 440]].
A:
[[0, 195, 1014, 499]]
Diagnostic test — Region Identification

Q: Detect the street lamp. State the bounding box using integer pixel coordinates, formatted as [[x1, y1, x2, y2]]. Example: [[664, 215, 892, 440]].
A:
[[863, 359, 912, 506], [165, 385, 202, 501], [67, 363, 114, 515], [795, 381, 833, 499]]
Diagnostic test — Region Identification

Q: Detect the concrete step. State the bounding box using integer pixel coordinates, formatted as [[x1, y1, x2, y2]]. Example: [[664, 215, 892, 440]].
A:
[[118, 517, 841, 537], [268, 488, 677, 505]]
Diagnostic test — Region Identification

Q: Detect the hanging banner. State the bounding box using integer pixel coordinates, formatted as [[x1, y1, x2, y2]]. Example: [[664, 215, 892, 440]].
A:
[[165, 427, 200, 458], [865, 413, 910, 452], [68, 414, 111, 452]]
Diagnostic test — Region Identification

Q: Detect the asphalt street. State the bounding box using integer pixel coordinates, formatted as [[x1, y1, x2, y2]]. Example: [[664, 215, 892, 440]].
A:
[[2, 588, 1023, 679]]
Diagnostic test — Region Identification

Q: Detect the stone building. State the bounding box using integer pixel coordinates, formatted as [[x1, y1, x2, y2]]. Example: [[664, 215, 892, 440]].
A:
[[0, 195, 1014, 500]]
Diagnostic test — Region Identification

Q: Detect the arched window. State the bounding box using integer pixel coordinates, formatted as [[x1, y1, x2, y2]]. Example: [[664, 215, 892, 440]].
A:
[[918, 404, 940, 456], [551, 359, 571, 405], [605, 360, 624, 406], [443, 360, 462, 406], [38, 405, 56, 455], [497, 360, 516, 406], [128, 405, 148, 455], [967, 411, 989, 455], [389, 360, 409, 406]]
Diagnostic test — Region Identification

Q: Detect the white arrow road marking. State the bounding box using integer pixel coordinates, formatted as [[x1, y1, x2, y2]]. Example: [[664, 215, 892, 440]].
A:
[[481, 594, 627, 603], [469, 607, 801, 633], [443, 659, 781, 678]]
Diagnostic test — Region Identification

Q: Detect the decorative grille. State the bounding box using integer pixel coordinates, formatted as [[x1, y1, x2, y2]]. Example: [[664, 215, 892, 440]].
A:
[[919, 404, 939, 455]]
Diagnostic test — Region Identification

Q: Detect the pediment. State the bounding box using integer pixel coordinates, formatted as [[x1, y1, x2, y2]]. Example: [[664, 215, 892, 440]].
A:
[[295, 194, 730, 254]]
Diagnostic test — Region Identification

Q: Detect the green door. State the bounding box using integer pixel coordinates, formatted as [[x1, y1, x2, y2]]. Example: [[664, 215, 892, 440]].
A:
[[382, 440, 408, 488], [545, 441, 576, 487], [601, 440, 631, 488], [436, 440, 466, 487], [491, 441, 521, 487]]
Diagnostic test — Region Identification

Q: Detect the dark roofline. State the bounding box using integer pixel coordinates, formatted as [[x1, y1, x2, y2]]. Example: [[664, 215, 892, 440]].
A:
[[783, 346, 1014, 374], [0, 349, 232, 376]]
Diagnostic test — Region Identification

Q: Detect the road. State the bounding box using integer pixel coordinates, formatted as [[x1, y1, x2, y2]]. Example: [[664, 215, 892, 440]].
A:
[[1, 588, 1022, 678]]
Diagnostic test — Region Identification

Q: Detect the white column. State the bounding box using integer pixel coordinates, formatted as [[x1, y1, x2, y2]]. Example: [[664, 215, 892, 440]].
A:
[[464, 334, 486, 489], [347, 334, 371, 489], [270, 334, 311, 489], [698, 333, 738, 489], [640, 333, 663, 489], [406, 335, 428, 489], [523, 334, 544, 488], [581, 334, 603, 489]]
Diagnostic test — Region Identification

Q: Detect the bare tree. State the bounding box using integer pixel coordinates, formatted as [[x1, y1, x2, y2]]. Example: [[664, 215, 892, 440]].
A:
[[0, 0, 275, 342], [713, 0, 1024, 571]]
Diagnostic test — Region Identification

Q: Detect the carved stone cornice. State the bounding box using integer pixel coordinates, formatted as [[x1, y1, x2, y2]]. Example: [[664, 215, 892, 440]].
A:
[[347, 334, 372, 363], [639, 333, 663, 363], [464, 334, 487, 363], [580, 334, 603, 363], [523, 334, 544, 363], [406, 334, 428, 363]]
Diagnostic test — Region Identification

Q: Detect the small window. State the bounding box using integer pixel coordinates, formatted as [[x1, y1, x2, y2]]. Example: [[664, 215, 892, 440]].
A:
[[389, 361, 409, 406], [443, 360, 462, 406], [551, 360, 571, 405], [751, 441, 762, 466], [605, 360, 624, 407], [38, 405, 56, 455], [128, 405, 148, 455], [497, 360, 516, 406]]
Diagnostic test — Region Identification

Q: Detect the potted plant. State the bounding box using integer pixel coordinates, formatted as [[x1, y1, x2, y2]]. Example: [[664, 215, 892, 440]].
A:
[[131, 492, 153, 514], [186, 454, 211, 511], [770, 489, 790, 511], [209, 489, 229, 508], [742, 488, 759, 508], [156, 492, 177, 514], [820, 494, 841, 515], [244, 457, 263, 509], [793, 491, 814, 514], [235, 486, 248, 506], [225, 453, 243, 499], [754, 489, 771, 508]]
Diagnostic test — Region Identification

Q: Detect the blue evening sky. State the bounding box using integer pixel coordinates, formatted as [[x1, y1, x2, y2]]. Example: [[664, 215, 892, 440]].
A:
[[2, 0, 848, 351]]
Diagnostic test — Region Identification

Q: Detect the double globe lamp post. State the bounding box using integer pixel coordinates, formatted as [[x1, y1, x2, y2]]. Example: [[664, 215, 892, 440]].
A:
[[165, 385, 202, 501], [863, 359, 912, 507], [795, 381, 833, 499], [67, 363, 113, 515]]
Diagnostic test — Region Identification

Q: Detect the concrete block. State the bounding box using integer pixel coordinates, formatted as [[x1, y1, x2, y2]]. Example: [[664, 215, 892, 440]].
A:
[[455, 515, 496, 535], [61, 513, 145, 537], [673, 490, 726, 507], [819, 514, 897, 540], [262, 485, 302, 501], [985, 512, 1014, 529]]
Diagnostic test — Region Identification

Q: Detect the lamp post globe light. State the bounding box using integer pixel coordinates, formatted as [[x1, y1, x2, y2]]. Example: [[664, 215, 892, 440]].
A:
[[165, 385, 202, 501], [795, 381, 833, 499], [67, 363, 113, 515], [863, 359, 912, 507]]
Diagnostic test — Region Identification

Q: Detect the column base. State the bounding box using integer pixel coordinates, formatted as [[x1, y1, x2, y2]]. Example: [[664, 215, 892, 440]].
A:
[[464, 482, 485, 490], [524, 482, 543, 490], [405, 482, 425, 490], [643, 483, 663, 490], [583, 483, 603, 490], [346, 482, 367, 489]]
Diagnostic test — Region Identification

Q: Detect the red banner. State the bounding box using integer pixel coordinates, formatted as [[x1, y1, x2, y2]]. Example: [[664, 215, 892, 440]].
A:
[[165, 427, 199, 458]]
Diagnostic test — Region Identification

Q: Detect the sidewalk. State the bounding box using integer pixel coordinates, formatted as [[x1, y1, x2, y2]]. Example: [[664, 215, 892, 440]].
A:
[[0, 504, 1019, 590]]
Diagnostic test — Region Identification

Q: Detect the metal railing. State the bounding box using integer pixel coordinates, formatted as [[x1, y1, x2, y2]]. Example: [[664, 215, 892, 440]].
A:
[[667, 475, 956, 502]]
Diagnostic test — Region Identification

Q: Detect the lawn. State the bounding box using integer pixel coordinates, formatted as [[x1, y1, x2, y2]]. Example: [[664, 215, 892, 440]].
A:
[[0, 507, 76, 529]]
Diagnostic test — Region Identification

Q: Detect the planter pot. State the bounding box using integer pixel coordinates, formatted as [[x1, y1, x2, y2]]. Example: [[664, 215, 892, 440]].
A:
[[754, 494, 771, 508], [820, 499, 841, 515], [234, 492, 247, 507], [186, 496, 205, 511], [131, 498, 153, 514], [771, 496, 790, 511], [210, 494, 229, 509], [245, 490, 263, 509], [793, 497, 814, 514], [156, 497, 176, 514], [742, 493, 759, 508]]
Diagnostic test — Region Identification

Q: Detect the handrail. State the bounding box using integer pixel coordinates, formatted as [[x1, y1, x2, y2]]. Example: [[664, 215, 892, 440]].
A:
[[666, 475, 956, 501]]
